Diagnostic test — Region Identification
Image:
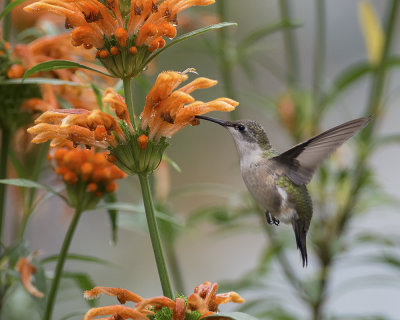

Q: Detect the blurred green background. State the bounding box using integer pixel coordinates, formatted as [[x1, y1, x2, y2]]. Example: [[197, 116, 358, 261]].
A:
[[2, 0, 400, 319]]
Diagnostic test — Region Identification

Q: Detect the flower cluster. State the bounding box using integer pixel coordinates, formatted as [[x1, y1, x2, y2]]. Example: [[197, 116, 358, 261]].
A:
[[24, 0, 215, 78], [48, 143, 126, 208], [28, 70, 238, 174], [83, 281, 245, 320]]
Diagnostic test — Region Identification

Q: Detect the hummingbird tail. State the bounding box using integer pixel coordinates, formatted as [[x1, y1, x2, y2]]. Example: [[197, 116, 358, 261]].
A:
[[292, 220, 308, 267]]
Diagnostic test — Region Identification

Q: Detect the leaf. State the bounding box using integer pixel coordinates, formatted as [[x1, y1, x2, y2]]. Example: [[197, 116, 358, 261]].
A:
[[23, 60, 113, 81], [203, 312, 259, 320], [104, 192, 118, 244], [144, 22, 237, 65], [41, 254, 110, 265], [62, 272, 98, 307], [0, 78, 89, 86], [238, 21, 300, 50], [0, 0, 30, 20], [162, 154, 181, 173], [0, 179, 68, 203], [97, 202, 184, 227]]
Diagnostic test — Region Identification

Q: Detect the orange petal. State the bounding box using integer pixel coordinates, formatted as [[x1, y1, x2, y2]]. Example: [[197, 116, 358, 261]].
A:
[[16, 257, 44, 298], [84, 287, 143, 304]]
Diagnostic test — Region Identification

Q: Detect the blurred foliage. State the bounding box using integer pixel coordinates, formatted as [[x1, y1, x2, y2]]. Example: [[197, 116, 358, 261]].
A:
[[0, 1, 400, 320]]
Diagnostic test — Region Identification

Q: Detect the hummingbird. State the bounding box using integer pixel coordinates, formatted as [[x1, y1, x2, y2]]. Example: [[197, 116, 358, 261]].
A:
[[195, 115, 370, 266]]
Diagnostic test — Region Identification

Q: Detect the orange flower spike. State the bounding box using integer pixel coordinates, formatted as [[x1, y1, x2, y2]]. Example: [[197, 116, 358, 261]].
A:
[[93, 153, 109, 167], [102, 88, 131, 124], [173, 298, 186, 320], [137, 134, 148, 150], [92, 168, 110, 182], [214, 291, 245, 305], [129, 46, 138, 55], [106, 154, 117, 164], [94, 125, 108, 141], [81, 162, 94, 180], [110, 46, 119, 55], [200, 311, 215, 319], [16, 257, 44, 298], [53, 148, 68, 164], [7, 64, 24, 79], [63, 170, 78, 184], [178, 77, 218, 94], [71, 26, 105, 49], [63, 149, 85, 172], [84, 287, 143, 304], [82, 305, 149, 320], [115, 27, 128, 47], [109, 166, 126, 179], [99, 49, 109, 59], [106, 182, 117, 193], [87, 110, 120, 133], [136, 24, 158, 46], [87, 182, 98, 192], [135, 296, 176, 312]]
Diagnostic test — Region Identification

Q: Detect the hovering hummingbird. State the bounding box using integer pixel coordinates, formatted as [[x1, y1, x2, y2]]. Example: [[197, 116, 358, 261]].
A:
[[195, 115, 370, 266]]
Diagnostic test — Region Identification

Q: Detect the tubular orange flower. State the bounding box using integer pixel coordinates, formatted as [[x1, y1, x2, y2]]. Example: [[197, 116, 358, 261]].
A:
[[48, 143, 126, 208], [82, 281, 244, 320], [24, 0, 215, 78], [28, 70, 238, 175], [141, 70, 238, 140], [16, 257, 45, 298]]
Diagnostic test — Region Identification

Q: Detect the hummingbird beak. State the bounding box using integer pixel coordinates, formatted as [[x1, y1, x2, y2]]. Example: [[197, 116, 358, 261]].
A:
[[195, 115, 228, 127]]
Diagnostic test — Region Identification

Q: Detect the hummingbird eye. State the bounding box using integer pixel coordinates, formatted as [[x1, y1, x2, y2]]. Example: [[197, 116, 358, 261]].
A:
[[238, 125, 245, 131]]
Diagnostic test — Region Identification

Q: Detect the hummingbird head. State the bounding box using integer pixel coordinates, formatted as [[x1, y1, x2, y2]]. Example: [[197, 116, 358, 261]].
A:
[[195, 116, 271, 156]]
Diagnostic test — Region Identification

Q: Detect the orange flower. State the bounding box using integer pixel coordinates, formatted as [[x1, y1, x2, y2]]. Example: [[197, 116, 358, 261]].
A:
[[16, 257, 44, 298], [141, 70, 238, 140], [24, 0, 215, 77], [12, 33, 115, 112], [82, 281, 244, 320], [48, 143, 126, 198], [28, 70, 238, 175]]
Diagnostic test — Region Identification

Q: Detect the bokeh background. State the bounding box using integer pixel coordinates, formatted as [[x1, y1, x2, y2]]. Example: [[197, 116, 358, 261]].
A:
[[2, 0, 400, 319]]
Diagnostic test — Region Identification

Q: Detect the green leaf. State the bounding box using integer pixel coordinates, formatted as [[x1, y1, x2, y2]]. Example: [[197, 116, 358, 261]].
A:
[[162, 154, 181, 173], [0, 78, 89, 86], [203, 312, 259, 320], [23, 60, 113, 81], [238, 21, 301, 50], [104, 192, 118, 244], [144, 22, 237, 65], [41, 254, 110, 265], [0, 179, 68, 203], [91, 83, 104, 110], [97, 202, 184, 227], [62, 272, 98, 307], [0, 0, 29, 20]]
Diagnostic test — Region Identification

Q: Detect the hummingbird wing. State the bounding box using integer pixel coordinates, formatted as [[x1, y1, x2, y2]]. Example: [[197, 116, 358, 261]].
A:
[[272, 117, 370, 185]]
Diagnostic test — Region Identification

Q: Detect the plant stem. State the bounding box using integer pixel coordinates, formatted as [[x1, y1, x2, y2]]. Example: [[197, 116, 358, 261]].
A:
[[216, 0, 238, 120], [311, 2, 399, 319], [0, 129, 10, 247], [2, 0, 12, 42], [138, 173, 173, 299], [312, 0, 326, 116], [123, 77, 136, 130], [43, 207, 83, 320], [279, 0, 300, 87]]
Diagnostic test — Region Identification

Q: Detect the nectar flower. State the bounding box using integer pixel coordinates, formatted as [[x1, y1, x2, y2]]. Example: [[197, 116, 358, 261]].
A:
[[24, 0, 215, 78], [48, 143, 126, 208], [82, 281, 244, 320], [16, 257, 44, 298], [28, 70, 238, 175]]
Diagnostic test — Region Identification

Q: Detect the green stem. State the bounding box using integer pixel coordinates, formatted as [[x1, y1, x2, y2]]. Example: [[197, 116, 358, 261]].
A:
[[138, 173, 173, 299], [312, 0, 326, 115], [279, 0, 300, 87], [43, 207, 83, 320], [2, 0, 12, 42], [216, 0, 238, 120], [123, 77, 136, 130], [0, 129, 10, 247]]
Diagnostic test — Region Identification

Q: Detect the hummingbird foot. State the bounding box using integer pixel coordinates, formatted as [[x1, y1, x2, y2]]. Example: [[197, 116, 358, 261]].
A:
[[265, 211, 273, 225], [265, 211, 280, 226]]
